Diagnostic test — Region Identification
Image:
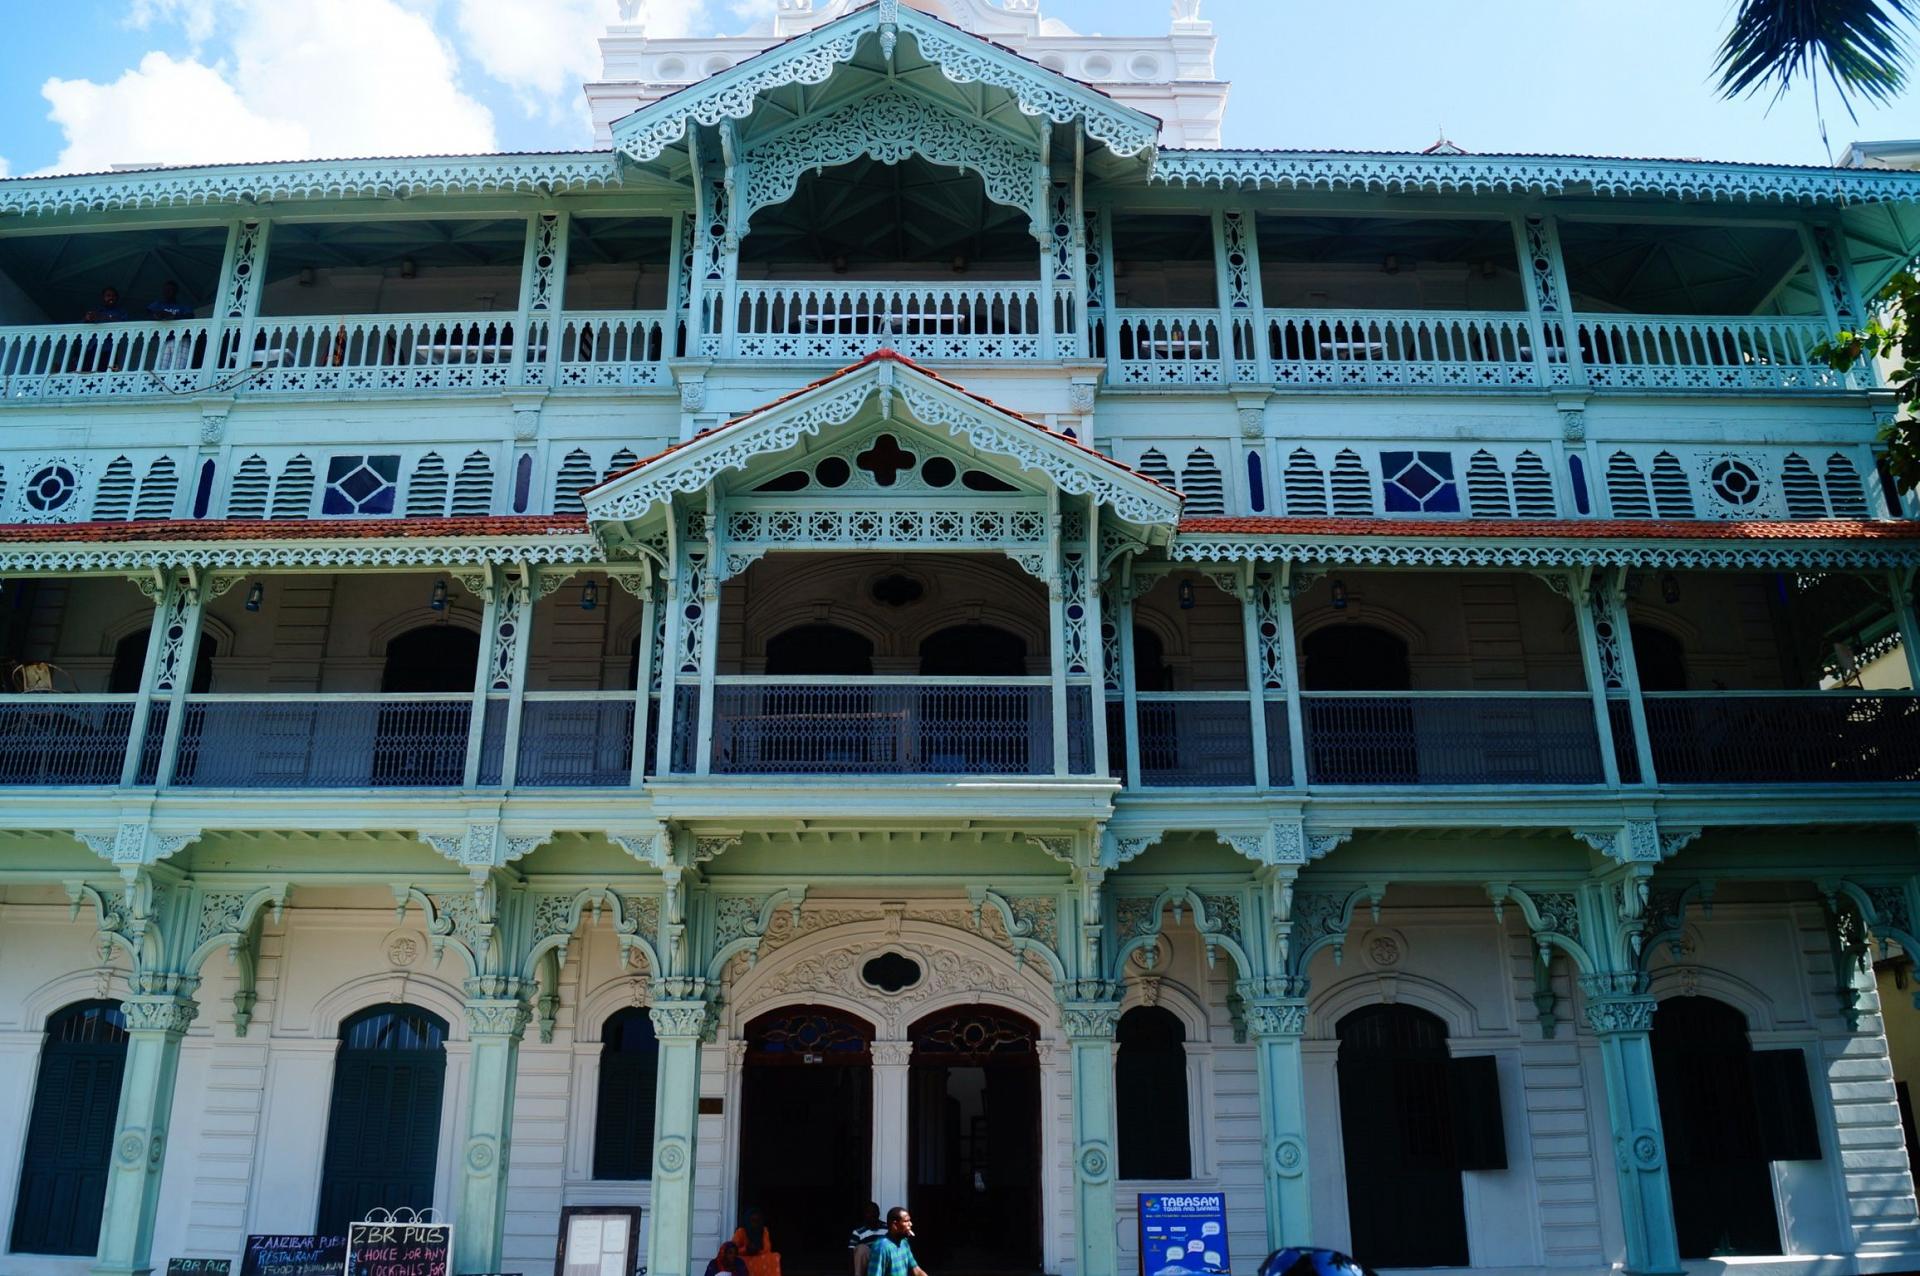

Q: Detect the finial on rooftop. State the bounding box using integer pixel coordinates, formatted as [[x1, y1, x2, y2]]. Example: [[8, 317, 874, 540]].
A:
[[616, 0, 643, 22], [1171, 0, 1202, 19], [1421, 130, 1467, 156]]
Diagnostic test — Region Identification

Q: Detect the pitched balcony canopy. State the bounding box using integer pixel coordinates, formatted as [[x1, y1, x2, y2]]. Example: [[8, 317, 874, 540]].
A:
[[610, 0, 1160, 233], [582, 350, 1182, 554]]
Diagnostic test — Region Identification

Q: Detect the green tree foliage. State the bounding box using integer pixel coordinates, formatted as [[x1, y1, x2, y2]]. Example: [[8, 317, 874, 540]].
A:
[[1715, 0, 1918, 115], [1815, 267, 1920, 488]]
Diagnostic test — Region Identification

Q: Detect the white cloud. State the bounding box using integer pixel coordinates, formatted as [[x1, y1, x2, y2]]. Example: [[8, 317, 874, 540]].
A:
[[453, 0, 704, 123], [127, 0, 221, 44], [38, 0, 497, 174], [41, 52, 311, 173]]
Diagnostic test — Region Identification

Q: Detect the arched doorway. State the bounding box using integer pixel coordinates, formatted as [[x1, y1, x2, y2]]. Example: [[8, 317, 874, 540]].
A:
[[908, 1006, 1042, 1273], [9, 1001, 126, 1256], [1116, 1006, 1192, 1180], [1336, 1004, 1468, 1268], [109, 628, 216, 693], [1303, 623, 1415, 783], [1630, 623, 1688, 692], [765, 623, 875, 676], [593, 1008, 660, 1181], [375, 626, 478, 784], [917, 624, 1027, 677], [1651, 996, 1781, 1257], [316, 1005, 448, 1234], [737, 1006, 873, 1272]]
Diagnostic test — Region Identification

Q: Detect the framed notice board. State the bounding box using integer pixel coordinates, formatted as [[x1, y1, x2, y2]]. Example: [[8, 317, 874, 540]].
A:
[[345, 1216, 453, 1276], [1138, 1193, 1229, 1276], [241, 1236, 349, 1276], [556, 1206, 642, 1276]]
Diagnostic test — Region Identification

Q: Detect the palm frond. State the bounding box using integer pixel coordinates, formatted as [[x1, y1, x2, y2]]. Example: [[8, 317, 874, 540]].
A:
[[1715, 0, 1919, 117]]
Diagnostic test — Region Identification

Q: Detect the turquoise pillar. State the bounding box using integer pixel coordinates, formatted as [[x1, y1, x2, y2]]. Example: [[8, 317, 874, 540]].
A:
[[1061, 993, 1122, 1276], [646, 997, 711, 1276], [1242, 988, 1313, 1248], [92, 993, 197, 1276], [1584, 989, 1682, 1276], [453, 988, 530, 1274]]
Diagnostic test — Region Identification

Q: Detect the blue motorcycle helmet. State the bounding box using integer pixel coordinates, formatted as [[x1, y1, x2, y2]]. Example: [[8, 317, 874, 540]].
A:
[[1257, 1248, 1378, 1276]]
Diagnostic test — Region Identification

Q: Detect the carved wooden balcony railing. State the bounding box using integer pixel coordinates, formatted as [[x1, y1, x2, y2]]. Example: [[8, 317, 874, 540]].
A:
[[1573, 314, 1843, 392], [0, 321, 213, 400], [1263, 309, 1544, 388], [730, 282, 1049, 362]]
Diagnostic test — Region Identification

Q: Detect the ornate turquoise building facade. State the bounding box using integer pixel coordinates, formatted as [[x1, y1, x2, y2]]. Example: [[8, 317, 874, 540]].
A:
[[0, 3, 1918, 1275]]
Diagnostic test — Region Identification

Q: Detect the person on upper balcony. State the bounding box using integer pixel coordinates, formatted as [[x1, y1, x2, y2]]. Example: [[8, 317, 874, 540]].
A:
[[145, 280, 193, 320], [84, 286, 128, 323]]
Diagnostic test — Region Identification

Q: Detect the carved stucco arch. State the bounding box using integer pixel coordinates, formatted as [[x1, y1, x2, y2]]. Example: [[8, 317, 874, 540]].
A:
[[576, 972, 657, 1044], [1117, 969, 1212, 1042], [1644, 965, 1780, 1032], [1292, 603, 1431, 658], [723, 914, 1060, 1041], [306, 969, 471, 1042], [737, 553, 1048, 661], [366, 605, 483, 658], [1307, 969, 1486, 1042], [18, 965, 133, 1033], [738, 85, 1041, 236]]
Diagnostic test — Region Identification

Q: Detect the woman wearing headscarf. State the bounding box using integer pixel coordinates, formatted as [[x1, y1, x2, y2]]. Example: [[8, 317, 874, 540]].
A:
[[731, 1208, 782, 1276]]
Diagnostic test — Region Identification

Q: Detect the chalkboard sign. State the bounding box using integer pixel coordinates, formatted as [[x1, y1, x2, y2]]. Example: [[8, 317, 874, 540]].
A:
[[167, 1261, 233, 1276], [240, 1235, 348, 1276], [346, 1218, 453, 1276]]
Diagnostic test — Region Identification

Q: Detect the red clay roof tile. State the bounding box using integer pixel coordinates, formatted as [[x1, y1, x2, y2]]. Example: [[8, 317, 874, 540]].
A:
[[1176, 516, 1920, 540], [0, 516, 590, 544]]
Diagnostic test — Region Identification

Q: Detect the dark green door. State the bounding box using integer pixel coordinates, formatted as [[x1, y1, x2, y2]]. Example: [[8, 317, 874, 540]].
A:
[[9, 1001, 127, 1256], [316, 1006, 448, 1234]]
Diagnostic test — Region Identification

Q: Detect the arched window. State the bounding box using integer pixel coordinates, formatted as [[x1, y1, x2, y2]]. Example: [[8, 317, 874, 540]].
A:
[[1300, 624, 1410, 691], [108, 628, 216, 693], [1630, 623, 1688, 692], [764, 623, 874, 676], [594, 1008, 660, 1181], [1651, 996, 1818, 1259], [10, 1001, 126, 1256], [917, 624, 1027, 677], [381, 625, 480, 693], [1131, 625, 1173, 691], [316, 1005, 448, 1235], [1116, 1006, 1191, 1180]]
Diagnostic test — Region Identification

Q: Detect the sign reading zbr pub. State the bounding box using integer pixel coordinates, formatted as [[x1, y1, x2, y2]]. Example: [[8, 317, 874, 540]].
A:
[[1138, 1193, 1229, 1276], [167, 1261, 234, 1276], [241, 1236, 348, 1276], [345, 1214, 453, 1276]]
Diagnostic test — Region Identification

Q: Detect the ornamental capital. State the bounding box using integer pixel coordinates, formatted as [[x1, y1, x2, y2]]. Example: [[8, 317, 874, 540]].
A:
[[1242, 999, 1309, 1039], [1582, 996, 1657, 1036], [121, 995, 200, 1036], [649, 998, 715, 1040], [463, 997, 532, 1039]]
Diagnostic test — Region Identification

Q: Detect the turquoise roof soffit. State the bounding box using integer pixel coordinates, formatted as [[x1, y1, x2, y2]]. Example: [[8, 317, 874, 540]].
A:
[[582, 354, 1182, 533], [0, 153, 626, 220], [607, 0, 1162, 168], [1152, 149, 1920, 209]]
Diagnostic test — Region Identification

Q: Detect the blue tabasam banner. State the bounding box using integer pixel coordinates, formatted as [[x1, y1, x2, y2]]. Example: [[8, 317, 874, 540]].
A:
[[1138, 1192, 1229, 1276]]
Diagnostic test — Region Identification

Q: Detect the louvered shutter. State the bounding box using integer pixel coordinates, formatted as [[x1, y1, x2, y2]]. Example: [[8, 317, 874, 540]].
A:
[[271, 454, 315, 519], [93, 456, 136, 520], [134, 456, 179, 520], [452, 451, 495, 516], [228, 454, 270, 519], [1465, 450, 1511, 517], [1825, 454, 1870, 517], [1283, 449, 1328, 515], [405, 453, 449, 517], [1650, 452, 1695, 517], [1511, 451, 1556, 517], [1606, 453, 1653, 518]]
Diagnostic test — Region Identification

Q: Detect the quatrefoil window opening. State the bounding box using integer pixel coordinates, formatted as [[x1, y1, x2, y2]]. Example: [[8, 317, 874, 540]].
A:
[[856, 434, 918, 486], [860, 951, 923, 993], [1708, 457, 1762, 507], [24, 463, 77, 512]]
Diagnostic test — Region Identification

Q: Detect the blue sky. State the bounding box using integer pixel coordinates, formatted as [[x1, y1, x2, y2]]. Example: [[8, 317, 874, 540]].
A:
[[0, 0, 1915, 177]]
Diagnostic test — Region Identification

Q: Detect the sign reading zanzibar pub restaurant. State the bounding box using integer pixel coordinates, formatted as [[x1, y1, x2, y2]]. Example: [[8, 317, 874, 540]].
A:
[[344, 1213, 454, 1276], [241, 1236, 350, 1276]]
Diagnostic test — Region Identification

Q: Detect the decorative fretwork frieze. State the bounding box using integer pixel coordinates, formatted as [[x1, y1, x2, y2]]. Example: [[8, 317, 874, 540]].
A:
[[1170, 535, 1920, 572], [741, 86, 1036, 224], [2, 155, 622, 218], [1151, 150, 1920, 207]]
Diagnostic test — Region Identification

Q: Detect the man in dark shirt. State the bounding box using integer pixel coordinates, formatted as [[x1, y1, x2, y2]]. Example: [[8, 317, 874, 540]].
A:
[[146, 280, 193, 320], [85, 286, 128, 322], [848, 1201, 886, 1276]]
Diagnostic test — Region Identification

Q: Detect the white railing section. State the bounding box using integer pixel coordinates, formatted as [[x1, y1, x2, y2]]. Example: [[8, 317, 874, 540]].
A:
[[1265, 309, 1543, 388], [1574, 314, 1843, 391], [549, 311, 672, 387], [1112, 311, 1226, 385], [731, 282, 1047, 361], [237, 314, 519, 393], [0, 321, 213, 400], [1300, 690, 1604, 785]]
